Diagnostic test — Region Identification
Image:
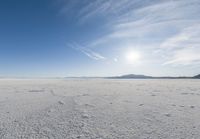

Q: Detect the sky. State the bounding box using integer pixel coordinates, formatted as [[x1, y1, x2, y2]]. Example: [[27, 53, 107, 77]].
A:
[[0, 0, 200, 77]]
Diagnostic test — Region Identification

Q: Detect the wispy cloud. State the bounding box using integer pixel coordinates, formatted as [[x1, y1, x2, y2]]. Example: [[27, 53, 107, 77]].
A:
[[163, 47, 200, 65], [87, 0, 200, 66], [91, 0, 200, 42], [59, 0, 200, 66], [67, 42, 106, 60], [161, 24, 200, 65], [161, 24, 200, 49]]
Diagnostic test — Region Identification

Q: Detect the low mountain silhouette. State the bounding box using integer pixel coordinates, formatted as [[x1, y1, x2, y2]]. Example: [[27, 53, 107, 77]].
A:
[[107, 74, 200, 79], [193, 74, 200, 78], [108, 74, 153, 79]]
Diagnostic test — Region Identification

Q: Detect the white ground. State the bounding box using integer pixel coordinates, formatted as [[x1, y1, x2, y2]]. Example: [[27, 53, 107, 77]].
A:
[[0, 79, 200, 139]]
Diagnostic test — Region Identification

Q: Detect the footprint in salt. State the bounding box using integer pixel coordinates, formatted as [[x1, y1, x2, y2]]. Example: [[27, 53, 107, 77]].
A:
[[190, 106, 195, 109], [165, 113, 171, 117], [58, 101, 65, 105], [82, 94, 89, 96], [80, 109, 90, 119], [84, 104, 95, 108], [81, 113, 89, 119], [139, 104, 144, 106]]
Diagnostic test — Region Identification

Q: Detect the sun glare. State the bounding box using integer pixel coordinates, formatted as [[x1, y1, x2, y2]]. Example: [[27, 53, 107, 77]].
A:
[[125, 51, 141, 64]]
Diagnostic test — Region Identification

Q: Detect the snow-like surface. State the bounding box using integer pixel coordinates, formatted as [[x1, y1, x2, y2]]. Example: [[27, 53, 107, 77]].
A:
[[0, 79, 200, 139]]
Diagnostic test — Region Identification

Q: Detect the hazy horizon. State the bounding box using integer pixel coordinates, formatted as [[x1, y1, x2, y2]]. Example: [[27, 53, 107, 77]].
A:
[[0, 0, 200, 77], [0, 73, 199, 78]]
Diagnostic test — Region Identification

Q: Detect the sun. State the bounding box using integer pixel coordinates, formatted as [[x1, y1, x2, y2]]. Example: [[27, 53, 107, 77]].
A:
[[125, 50, 141, 64]]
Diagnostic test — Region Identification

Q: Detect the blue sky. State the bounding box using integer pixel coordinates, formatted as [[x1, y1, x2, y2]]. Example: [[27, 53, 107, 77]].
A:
[[0, 0, 200, 77]]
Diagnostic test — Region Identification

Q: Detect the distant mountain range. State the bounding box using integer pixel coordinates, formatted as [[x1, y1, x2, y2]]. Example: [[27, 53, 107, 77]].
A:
[[107, 74, 200, 79], [193, 74, 200, 79]]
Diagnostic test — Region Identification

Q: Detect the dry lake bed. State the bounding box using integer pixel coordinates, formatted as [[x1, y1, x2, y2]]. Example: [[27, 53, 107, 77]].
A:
[[0, 79, 200, 139]]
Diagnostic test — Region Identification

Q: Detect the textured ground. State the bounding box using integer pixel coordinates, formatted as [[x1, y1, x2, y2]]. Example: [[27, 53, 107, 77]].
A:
[[0, 79, 200, 139]]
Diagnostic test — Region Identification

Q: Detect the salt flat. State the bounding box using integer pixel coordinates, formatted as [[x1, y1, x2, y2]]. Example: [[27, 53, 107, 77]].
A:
[[0, 79, 200, 139]]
